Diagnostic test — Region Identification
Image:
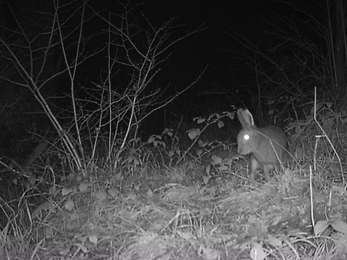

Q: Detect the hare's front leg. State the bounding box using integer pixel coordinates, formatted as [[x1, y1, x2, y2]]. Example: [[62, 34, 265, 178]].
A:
[[249, 155, 260, 179]]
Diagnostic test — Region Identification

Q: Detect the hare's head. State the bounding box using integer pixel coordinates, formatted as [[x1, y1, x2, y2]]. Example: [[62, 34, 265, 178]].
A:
[[237, 109, 261, 156], [236, 109, 288, 167]]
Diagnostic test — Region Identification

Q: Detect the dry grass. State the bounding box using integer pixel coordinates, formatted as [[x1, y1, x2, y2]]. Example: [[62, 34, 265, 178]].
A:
[[1, 113, 347, 260]]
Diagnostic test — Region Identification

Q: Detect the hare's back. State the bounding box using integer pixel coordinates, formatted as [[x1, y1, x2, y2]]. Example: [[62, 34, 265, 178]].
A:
[[260, 126, 288, 147]]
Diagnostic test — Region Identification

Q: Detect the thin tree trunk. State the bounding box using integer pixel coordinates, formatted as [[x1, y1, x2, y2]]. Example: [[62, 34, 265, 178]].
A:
[[334, 0, 346, 108]]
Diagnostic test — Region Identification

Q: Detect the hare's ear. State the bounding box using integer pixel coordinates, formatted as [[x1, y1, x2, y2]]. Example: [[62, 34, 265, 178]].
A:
[[237, 109, 255, 127]]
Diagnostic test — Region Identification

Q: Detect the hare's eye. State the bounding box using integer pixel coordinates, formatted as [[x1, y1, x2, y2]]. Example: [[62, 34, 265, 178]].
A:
[[243, 134, 250, 141]]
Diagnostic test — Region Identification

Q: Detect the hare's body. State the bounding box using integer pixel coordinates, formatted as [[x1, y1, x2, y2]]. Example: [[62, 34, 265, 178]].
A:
[[237, 109, 288, 175]]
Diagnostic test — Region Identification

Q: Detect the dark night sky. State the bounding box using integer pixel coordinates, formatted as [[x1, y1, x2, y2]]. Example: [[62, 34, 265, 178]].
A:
[[140, 0, 266, 84], [0, 0, 332, 151], [130, 0, 322, 113], [0, 0, 324, 121], [135, 0, 269, 112], [1, 0, 321, 93], [137, 1, 318, 76]]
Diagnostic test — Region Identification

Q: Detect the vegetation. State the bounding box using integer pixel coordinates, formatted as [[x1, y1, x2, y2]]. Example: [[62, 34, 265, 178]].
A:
[[0, 1, 346, 260]]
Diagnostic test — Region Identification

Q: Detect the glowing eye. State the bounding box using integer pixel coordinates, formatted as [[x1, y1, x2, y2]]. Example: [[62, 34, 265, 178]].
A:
[[244, 134, 250, 141]]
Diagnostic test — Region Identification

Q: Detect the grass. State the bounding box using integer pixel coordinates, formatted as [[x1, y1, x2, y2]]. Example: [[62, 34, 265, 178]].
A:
[[0, 111, 347, 260]]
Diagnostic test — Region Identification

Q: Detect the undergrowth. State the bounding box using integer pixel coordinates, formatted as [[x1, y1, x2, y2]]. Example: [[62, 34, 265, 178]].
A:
[[0, 106, 347, 260]]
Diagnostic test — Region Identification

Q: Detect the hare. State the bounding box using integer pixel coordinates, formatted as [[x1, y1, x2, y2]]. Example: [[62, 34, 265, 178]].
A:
[[236, 108, 289, 175]]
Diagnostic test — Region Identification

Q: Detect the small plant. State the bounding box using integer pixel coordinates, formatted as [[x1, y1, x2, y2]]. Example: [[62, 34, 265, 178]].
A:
[[178, 110, 235, 164], [147, 128, 181, 166]]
